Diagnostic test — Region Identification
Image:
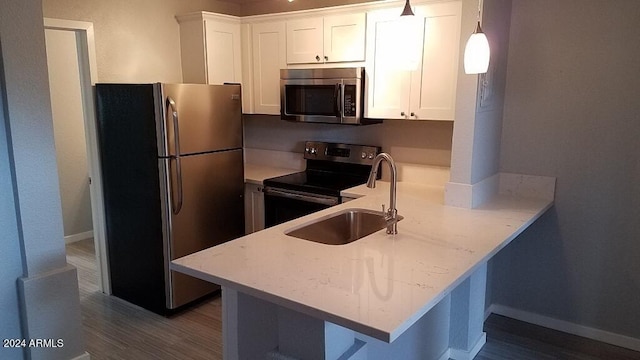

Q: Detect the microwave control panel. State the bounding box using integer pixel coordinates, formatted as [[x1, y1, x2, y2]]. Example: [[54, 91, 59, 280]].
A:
[[343, 85, 357, 117]]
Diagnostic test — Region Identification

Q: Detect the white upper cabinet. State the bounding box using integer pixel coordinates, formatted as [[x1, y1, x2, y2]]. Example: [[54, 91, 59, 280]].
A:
[[365, 2, 462, 120], [177, 12, 242, 85], [365, 12, 419, 119], [286, 13, 366, 64], [286, 17, 324, 64], [251, 21, 287, 115], [412, 2, 462, 120], [324, 13, 367, 64]]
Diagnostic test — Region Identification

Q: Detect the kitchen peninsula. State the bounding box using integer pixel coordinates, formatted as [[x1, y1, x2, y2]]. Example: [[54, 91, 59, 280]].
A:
[[172, 177, 554, 360]]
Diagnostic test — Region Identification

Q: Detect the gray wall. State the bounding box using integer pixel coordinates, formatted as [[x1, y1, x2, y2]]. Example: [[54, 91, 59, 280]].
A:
[[491, 0, 640, 338]]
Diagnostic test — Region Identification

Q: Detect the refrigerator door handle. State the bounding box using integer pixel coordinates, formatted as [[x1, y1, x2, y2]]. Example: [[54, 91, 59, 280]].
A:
[[169, 156, 184, 214], [167, 97, 183, 214]]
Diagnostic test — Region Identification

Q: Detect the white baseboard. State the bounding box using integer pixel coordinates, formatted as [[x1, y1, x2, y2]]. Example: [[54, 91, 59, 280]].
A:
[[487, 304, 640, 352], [64, 230, 93, 244]]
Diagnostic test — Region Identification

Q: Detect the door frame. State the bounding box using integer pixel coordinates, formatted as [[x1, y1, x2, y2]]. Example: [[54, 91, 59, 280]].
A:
[[44, 18, 110, 294]]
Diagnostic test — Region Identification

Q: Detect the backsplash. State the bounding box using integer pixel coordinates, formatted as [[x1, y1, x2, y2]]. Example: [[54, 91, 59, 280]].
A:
[[243, 115, 453, 167]]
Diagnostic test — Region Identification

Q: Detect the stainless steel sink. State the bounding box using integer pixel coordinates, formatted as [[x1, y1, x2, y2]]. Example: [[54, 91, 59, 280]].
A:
[[285, 208, 403, 245]]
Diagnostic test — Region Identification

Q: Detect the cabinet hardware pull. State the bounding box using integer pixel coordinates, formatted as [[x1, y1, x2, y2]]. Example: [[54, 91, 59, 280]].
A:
[[316, 55, 321, 61]]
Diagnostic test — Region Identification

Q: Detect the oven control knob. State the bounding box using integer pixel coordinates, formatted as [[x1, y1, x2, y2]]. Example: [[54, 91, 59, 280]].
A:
[[368, 153, 374, 159], [361, 152, 367, 159], [310, 148, 317, 155]]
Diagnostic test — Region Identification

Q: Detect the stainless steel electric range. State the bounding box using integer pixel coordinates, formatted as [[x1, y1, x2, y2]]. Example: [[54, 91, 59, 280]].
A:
[[263, 141, 381, 228]]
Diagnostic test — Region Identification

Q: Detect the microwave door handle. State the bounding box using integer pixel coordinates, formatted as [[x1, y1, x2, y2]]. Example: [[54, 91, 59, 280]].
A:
[[335, 83, 343, 118]]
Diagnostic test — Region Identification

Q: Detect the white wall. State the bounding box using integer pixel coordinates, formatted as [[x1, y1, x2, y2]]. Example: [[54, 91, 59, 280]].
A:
[[467, 0, 511, 184], [241, 0, 375, 16], [491, 0, 640, 340], [0, 1, 86, 358], [42, 0, 242, 83], [244, 115, 454, 167], [46, 28, 93, 238], [445, 0, 512, 208]]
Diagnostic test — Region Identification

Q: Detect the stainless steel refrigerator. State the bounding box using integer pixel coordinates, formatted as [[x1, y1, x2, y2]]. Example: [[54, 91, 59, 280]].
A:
[[96, 83, 244, 314]]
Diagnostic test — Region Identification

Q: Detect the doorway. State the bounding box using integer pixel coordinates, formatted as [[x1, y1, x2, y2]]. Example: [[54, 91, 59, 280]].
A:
[[44, 18, 109, 294]]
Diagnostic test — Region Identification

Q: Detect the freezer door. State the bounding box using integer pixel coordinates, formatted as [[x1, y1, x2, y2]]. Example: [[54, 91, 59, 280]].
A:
[[163, 149, 245, 308], [158, 83, 242, 157]]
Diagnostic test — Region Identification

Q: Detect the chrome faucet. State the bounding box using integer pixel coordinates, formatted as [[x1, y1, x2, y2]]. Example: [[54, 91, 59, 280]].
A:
[[367, 153, 398, 234]]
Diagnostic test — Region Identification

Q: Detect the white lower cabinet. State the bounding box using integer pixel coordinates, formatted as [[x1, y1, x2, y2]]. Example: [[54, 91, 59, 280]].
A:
[[365, 1, 462, 121], [244, 183, 265, 234]]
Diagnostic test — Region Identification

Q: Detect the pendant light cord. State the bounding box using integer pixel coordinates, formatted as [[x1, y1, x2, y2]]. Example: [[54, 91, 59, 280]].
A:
[[475, 0, 484, 33]]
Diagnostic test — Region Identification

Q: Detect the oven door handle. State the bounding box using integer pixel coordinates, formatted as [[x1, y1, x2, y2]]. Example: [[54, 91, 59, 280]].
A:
[[264, 188, 339, 206]]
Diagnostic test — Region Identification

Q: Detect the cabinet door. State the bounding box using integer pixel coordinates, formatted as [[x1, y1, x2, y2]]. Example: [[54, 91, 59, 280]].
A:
[[323, 13, 366, 63], [410, 2, 462, 120], [204, 19, 242, 85], [286, 17, 324, 64], [252, 21, 287, 115], [365, 10, 422, 119], [244, 183, 265, 234]]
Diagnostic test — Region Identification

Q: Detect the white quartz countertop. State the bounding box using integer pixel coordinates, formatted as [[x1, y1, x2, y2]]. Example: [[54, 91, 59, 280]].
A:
[[172, 181, 553, 342], [244, 164, 299, 185]]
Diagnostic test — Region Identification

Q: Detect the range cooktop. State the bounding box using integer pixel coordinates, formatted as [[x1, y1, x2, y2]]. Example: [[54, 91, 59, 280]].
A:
[[263, 141, 381, 197]]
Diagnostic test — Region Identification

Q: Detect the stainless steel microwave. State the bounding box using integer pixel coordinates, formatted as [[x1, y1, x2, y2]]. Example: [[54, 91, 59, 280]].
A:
[[280, 67, 379, 125]]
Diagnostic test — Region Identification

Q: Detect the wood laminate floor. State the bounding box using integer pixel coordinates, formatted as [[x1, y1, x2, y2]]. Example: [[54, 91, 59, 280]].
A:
[[66, 239, 640, 360]]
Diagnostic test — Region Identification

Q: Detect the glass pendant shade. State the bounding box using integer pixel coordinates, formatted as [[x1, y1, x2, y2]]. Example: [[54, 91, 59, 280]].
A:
[[401, 0, 415, 16], [464, 22, 490, 74]]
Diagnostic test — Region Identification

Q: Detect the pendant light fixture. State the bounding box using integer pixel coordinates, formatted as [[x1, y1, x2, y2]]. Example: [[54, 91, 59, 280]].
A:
[[464, 0, 490, 74], [400, 0, 415, 16]]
